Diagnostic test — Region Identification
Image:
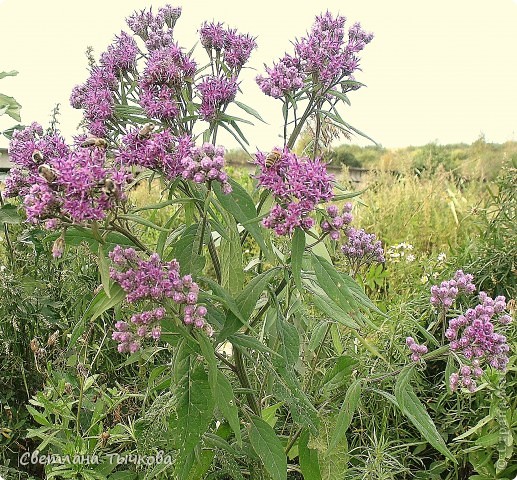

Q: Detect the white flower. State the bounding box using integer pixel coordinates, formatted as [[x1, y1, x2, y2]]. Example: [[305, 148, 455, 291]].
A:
[[437, 253, 446, 262], [406, 254, 416, 263], [420, 275, 428, 284]]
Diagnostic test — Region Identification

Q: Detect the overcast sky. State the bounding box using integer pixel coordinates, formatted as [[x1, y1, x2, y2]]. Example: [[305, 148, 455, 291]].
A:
[[1, 0, 516, 150]]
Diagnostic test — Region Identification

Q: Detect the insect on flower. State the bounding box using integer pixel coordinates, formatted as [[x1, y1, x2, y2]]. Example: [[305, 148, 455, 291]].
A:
[[265, 148, 282, 168], [38, 163, 57, 183], [98, 178, 117, 198], [32, 149, 44, 163], [81, 136, 109, 149], [137, 123, 156, 140]]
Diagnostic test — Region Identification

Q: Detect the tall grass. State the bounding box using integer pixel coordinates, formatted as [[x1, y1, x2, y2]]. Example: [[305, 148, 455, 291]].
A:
[[347, 168, 485, 255]]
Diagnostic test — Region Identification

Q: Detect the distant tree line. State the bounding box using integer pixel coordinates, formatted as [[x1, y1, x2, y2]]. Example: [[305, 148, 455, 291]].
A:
[[225, 135, 517, 181]]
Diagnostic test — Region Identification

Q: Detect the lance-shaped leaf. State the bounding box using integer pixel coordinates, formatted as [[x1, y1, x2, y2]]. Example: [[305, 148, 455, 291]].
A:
[[395, 366, 456, 462], [249, 416, 287, 480]]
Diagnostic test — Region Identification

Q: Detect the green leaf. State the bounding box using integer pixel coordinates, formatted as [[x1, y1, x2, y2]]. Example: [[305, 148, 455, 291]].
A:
[[197, 332, 242, 446], [0, 70, 19, 79], [291, 227, 305, 291], [219, 268, 279, 339], [173, 223, 206, 275], [394, 366, 456, 462], [218, 112, 254, 125], [118, 213, 171, 232], [308, 321, 330, 351], [46, 226, 139, 251], [321, 356, 357, 393], [0, 203, 22, 224], [199, 277, 247, 325], [220, 213, 244, 295], [228, 333, 280, 357], [249, 416, 287, 480], [26, 405, 50, 426], [213, 179, 272, 261], [299, 430, 322, 480], [312, 255, 356, 313], [156, 210, 183, 256], [329, 378, 362, 452], [328, 89, 351, 106], [218, 121, 250, 150], [275, 315, 299, 368], [261, 401, 284, 428], [233, 100, 267, 123], [311, 291, 360, 329], [69, 283, 126, 347], [175, 362, 215, 478], [0, 93, 21, 121], [97, 244, 111, 297]]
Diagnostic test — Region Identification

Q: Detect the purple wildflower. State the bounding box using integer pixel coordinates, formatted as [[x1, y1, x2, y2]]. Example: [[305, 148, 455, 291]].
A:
[[340, 227, 385, 266], [223, 29, 257, 71], [256, 147, 334, 235], [109, 247, 210, 352], [406, 337, 428, 363], [69, 66, 116, 136], [447, 292, 511, 391], [158, 5, 182, 29], [321, 202, 353, 241], [256, 54, 304, 98], [200, 22, 227, 50], [197, 75, 238, 121], [430, 270, 476, 310], [180, 142, 232, 193], [100, 32, 139, 73], [199, 22, 256, 71], [139, 43, 196, 121]]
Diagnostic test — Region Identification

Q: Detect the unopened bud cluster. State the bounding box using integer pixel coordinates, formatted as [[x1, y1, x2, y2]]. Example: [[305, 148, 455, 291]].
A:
[[430, 270, 475, 310], [180, 143, 232, 193], [321, 203, 353, 241], [109, 246, 210, 353], [405, 337, 428, 362], [447, 292, 512, 392]]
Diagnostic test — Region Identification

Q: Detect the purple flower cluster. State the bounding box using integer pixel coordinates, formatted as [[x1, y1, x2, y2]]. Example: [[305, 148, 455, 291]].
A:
[[197, 75, 238, 121], [430, 270, 476, 310], [256, 55, 304, 99], [321, 203, 353, 240], [405, 337, 428, 362], [99, 32, 139, 73], [257, 12, 373, 97], [180, 143, 232, 193], [109, 246, 210, 352], [4, 123, 69, 197], [139, 43, 196, 121], [126, 5, 182, 50], [5, 124, 128, 224], [255, 147, 334, 235], [295, 13, 373, 86], [340, 228, 385, 266], [112, 307, 166, 354], [199, 22, 257, 72], [262, 203, 315, 236], [446, 292, 512, 391], [117, 128, 193, 179], [70, 31, 140, 136], [449, 364, 484, 393]]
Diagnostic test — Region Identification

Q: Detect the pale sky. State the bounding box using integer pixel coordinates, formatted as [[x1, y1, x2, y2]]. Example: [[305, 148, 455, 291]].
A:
[[1, 0, 517, 150]]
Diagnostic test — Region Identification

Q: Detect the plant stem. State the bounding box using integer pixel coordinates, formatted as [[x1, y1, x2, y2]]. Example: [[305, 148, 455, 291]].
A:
[[109, 222, 151, 255], [0, 195, 15, 267], [233, 347, 260, 415], [246, 278, 287, 332], [286, 94, 315, 149]]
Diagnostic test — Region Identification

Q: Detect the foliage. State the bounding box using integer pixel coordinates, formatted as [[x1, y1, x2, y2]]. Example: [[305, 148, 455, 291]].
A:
[[0, 6, 515, 480]]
